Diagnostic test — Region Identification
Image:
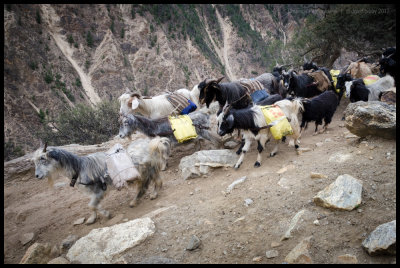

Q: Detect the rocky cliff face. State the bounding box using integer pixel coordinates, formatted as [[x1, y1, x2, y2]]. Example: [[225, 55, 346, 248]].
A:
[[4, 4, 305, 160]]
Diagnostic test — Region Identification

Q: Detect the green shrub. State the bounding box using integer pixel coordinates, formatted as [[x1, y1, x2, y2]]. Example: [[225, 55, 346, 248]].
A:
[[36, 100, 120, 146], [44, 70, 53, 84], [68, 34, 74, 45], [86, 31, 93, 47], [75, 78, 82, 87]]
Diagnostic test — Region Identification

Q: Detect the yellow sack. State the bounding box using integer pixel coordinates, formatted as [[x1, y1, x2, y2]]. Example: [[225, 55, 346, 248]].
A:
[[330, 69, 341, 92], [260, 105, 293, 140], [168, 115, 197, 143], [363, 75, 380, 86]]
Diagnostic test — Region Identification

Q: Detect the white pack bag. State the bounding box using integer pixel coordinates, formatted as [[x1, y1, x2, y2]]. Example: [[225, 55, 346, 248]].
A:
[[106, 143, 140, 189]]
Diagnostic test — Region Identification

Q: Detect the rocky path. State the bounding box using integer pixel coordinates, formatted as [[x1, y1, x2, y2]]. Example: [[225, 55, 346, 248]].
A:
[[4, 98, 396, 264]]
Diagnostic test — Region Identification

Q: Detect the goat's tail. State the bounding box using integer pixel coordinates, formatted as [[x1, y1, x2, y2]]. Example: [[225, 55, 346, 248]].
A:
[[137, 137, 169, 197]]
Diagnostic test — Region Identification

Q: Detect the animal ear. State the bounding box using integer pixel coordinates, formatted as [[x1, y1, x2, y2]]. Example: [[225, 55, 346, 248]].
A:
[[130, 96, 140, 109], [226, 114, 234, 129]]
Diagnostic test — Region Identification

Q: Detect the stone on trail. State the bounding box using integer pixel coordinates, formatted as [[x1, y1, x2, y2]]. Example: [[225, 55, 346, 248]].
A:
[[225, 176, 247, 194], [179, 150, 239, 180], [281, 209, 306, 241], [19, 242, 52, 264], [66, 217, 155, 264], [337, 254, 358, 264], [362, 220, 396, 256], [265, 249, 279, 259], [19, 232, 35, 245], [186, 235, 201, 251], [313, 174, 362, 211], [284, 236, 313, 264], [73, 217, 85, 226], [48, 256, 70, 264]]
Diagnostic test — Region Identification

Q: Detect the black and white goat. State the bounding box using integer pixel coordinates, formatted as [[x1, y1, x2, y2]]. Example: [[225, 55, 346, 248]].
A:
[[33, 139, 166, 224], [299, 90, 340, 135], [282, 70, 322, 98], [118, 111, 221, 148], [217, 99, 303, 169], [345, 75, 395, 102]]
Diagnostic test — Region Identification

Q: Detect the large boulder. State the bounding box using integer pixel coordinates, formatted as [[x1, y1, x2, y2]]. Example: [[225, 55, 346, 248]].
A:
[[66, 217, 155, 264], [344, 101, 396, 139], [179, 150, 239, 180], [19, 242, 52, 264]]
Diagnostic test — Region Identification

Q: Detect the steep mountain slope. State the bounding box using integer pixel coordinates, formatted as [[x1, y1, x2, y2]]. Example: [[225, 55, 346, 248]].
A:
[[4, 4, 306, 160]]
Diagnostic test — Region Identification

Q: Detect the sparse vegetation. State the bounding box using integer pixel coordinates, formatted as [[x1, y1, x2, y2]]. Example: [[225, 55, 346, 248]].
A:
[[4, 138, 25, 161], [36, 100, 120, 146], [86, 31, 93, 47], [44, 70, 53, 84]]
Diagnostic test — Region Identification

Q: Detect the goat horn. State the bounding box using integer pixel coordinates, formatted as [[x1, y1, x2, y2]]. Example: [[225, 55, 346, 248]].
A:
[[216, 76, 224, 84], [43, 141, 48, 153]]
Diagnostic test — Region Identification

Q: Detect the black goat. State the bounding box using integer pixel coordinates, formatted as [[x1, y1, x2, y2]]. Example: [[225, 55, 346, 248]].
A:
[[198, 77, 252, 115], [300, 90, 340, 135], [379, 47, 396, 86], [282, 70, 321, 98], [344, 79, 370, 103]]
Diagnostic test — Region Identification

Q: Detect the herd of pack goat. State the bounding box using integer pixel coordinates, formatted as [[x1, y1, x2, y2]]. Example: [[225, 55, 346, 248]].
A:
[[33, 47, 396, 224]]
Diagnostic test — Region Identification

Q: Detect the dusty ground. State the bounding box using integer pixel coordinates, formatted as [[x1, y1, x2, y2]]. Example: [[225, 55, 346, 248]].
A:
[[4, 98, 396, 264]]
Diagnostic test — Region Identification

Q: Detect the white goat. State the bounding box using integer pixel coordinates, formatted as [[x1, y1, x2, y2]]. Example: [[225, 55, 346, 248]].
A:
[[127, 137, 171, 171], [118, 87, 200, 118], [367, 75, 395, 101]]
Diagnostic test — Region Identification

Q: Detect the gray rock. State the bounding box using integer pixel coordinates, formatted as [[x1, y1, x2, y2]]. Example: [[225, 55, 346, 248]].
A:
[[19, 242, 52, 264], [61, 234, 78, 250], [225, 176, 247, 194], [186, 235, 201, 251], [344, 101, 396, 139], [20, 232, 35, 245], [244, 198, 253, 207], [136, 256, 177, 264], [73, 217, 85, 226], [284, 236, 313, 264], [179, 150, 239, 180], [48, 256, 70, 264], [265, 249, 279, 259], [66, 217, 155, 264], [362, 220, 396, 256], [224, 140, 240, 149], [337, 254, 358, 264], [281, 209, 306, 241], [313, 174, 362, 211]]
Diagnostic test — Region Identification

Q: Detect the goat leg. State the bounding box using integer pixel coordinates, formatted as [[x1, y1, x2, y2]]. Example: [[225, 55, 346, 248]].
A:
[[234, 138, 252, 169]]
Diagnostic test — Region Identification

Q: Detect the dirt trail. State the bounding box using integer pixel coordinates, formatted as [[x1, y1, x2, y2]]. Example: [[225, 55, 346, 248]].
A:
[[40, 4, 101, 106], [3, 98, 396, 264]]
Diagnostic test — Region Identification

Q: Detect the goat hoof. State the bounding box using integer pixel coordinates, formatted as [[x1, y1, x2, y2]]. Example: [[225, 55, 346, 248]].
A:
[[254, 162, 261, 168], [234, 164, 241, 170], [312, 132, 318, 136], [270, 152, 276, 157], [129, 200, 138, 207], [150, 193, 158, 200], [295, 144, 299, 149], [236, 150, 242, 155]]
